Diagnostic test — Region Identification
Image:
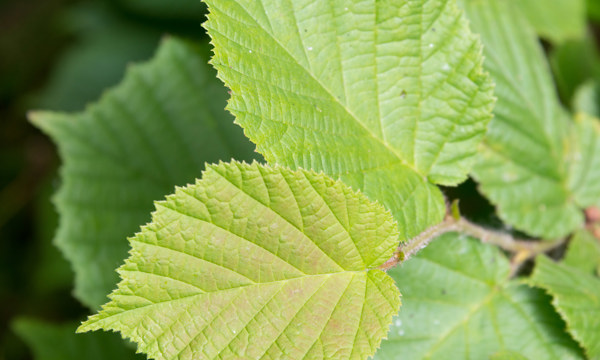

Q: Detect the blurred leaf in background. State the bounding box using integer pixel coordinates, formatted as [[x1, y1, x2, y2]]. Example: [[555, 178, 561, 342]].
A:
[[551, 35, 600, 107], [0, 0, 217, 359], [1, 0, 78, 358], [29, 179, 72, 297], [575, 80, 600, 116], [516, 0, 586, 43], [589, 0, 600, 23], [13, 319, 143, 360], [112, 0, 205, 21], [32, 37, 258, 310], [33, 2, 162, 112]]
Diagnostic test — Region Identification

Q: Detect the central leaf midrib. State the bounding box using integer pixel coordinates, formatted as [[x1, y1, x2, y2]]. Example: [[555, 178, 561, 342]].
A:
[[98, 271, 371, 318], [302, 172, 367, 267], [480, 142, 564, 183], [222, 1, 425, 179], [257, 272, 358, 360], [422, 288, 499, 359], [500, 289, 563, 360], [210, 168, 350, 271]]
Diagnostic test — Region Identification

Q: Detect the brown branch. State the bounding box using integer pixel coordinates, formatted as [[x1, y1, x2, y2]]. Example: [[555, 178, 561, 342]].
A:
[[378, 215, 566, 272]]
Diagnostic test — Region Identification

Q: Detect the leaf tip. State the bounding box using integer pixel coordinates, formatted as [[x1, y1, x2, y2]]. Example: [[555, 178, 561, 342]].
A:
[[76, 317, 97, 334], [28, 111, 58, 130]]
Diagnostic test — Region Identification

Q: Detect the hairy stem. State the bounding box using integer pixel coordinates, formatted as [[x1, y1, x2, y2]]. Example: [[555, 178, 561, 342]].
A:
[[400, 217, 458, 259], [379, 215, 566, 271], [454, 217, 564, 254]]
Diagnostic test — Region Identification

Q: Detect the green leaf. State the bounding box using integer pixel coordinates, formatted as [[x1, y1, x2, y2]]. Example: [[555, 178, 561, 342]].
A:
[[490, 351, 530, 360], [563, 230, 600, 276], [204, 0, 495, 238], [530, 256, 600, 359], [13, 319, 142, 360], [589, 0, 600, 23], [79, 161, 401, 360], [31, 38, 257, 309], [461, 0, 585, 238], [375, 234, 584, 360], [574, 80, 600, 117], [30, 178, 72, 294], [550, 38, 597, 106], [568, 113, 600, 208], [515, 0, 586, 43]]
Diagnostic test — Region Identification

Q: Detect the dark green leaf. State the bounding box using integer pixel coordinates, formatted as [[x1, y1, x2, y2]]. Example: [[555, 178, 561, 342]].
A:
[[530, 256, 600, 359], [376, 234, 584, 360], [32, 38, 257, 309], [13, 319, 142, 360]]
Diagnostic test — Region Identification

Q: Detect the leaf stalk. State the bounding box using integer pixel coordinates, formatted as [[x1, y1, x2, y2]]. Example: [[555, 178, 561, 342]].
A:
[[379, 214, 566, 272]]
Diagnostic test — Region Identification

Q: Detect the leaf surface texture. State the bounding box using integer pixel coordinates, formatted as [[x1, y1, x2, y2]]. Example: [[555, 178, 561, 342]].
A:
[[375, 234, 584, 360], [461, 0, 600, 238], [204, 0, 495, 238], [32, 38, 257, 309], [530, 256, 600, 359], [79, 161, 401, 360], [563, 230, 600, 276]]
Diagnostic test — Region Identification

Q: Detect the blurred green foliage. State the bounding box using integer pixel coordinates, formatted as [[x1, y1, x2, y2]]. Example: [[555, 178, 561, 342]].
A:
[[551, 36, 599, 107], [12, 319, 143, 360], [0, 1, 208, 359], [1, 0, 600, 359]]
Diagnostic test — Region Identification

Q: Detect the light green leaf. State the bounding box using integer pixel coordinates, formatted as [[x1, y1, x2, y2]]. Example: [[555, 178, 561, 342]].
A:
[[462, 0, 585, 238], [32, 38, 257, 309], [568, 113, 600, 208], [375, 234, 584, 360], [204, 0, 494, 238], [13, 319, 142, 360], [530, 256, 600, 359], [491, 351, 530, 360], [550, 38, 597, 106], [79, 161, 401, 360], [515, 0, 586, 43], [574, 80, 600, 117], [563, 230, 600, 276]]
